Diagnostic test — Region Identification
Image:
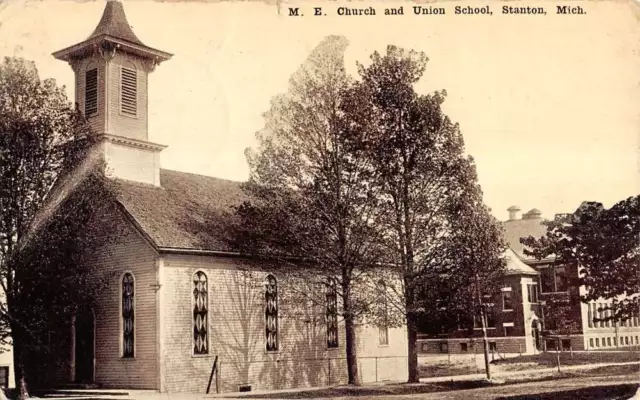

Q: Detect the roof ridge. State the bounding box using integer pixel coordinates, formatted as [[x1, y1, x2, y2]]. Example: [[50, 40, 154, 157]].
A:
[[160, 168, 245, 184]]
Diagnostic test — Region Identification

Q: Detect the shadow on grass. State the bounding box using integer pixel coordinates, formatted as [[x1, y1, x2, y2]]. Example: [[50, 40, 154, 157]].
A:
[[495, 383, 638, 400], [229, 364, 640, 399], [231, 381, 495, 399]]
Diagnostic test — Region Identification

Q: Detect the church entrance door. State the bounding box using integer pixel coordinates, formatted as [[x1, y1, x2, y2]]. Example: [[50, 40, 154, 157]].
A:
[[74, 307, 95, 383]]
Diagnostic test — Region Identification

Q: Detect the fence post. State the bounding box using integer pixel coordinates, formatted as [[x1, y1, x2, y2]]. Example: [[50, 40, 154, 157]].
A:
[[375, 357, 378, 382], [276, 359, 280, 390], [475, 350, 479, 373], [570, 343, 573, 360], [216, 360, 220, 394], [556, 338, 561, 373]]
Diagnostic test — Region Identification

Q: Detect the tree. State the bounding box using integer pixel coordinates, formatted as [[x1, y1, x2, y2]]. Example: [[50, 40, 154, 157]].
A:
[[0, 56, 117, 396], [445, 198, 506, 379], [344, 45, 500, 382], [522, 196, 640, 322], [230, 36, 387, 386]]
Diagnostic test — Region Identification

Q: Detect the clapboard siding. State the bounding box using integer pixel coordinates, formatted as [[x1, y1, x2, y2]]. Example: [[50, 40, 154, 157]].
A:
[[160, 254, 408, 393], [161, 255, 347, 393], [74, 57, 106, 135], [85, 209, 159, 389], [106, 53, 148, 141]]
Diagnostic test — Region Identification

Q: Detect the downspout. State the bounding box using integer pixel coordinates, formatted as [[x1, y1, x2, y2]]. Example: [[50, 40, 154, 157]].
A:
[[154, 257, 165, 391]]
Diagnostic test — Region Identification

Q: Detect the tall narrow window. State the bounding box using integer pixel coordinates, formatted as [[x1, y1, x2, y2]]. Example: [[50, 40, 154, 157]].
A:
[[527, 284, 538, 303], [540, 267, 554, 293], [120, 66, 137, 116], [265, 274, 279, 352], [193, 271, 208, 355], [122, 273, 135, 358], [486, 310, 497, 328], [588, 303, 593, 328], [554, 266, 568, 292], [502, 291, 513, 311], [378, 281, 389, 346], [326, 278, 339, 348], [85, 68, 98, 116]]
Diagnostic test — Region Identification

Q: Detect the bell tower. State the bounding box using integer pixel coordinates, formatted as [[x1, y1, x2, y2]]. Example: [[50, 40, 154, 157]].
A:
[[53, 0, 172, 186]]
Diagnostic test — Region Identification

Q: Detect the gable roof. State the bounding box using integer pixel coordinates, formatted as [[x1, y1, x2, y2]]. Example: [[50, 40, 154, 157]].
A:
[[502, 217, 549, 261], [503, 248, 538, 275], [116, 169, 247, 252]]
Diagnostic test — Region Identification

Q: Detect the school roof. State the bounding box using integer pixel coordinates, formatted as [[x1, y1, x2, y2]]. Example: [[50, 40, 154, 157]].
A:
[[502, 216, 550, 262]]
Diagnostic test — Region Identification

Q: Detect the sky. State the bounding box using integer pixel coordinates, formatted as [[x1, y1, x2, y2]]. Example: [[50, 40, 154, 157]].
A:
[[0, 0, 638, 221]]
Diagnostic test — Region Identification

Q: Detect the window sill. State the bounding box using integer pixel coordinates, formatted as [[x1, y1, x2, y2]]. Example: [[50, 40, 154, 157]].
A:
[[377, 344, 390, 348], [192, 353, 213, 358], [503, 309, 514, 312], [120, 357, 136, 361]]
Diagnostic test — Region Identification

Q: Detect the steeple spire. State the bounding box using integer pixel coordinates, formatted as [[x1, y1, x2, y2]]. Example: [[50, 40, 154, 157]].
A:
[[51, 0, 171, 187], [88, 0, 144, 46], [52, 0, 171, 65]]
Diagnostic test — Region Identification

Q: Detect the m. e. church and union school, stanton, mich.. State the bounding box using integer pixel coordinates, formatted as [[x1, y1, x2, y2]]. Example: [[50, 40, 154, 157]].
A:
[[288, 5, 586, 16]]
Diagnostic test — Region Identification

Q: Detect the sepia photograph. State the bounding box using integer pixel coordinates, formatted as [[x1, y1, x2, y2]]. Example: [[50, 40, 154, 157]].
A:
[[0, 0, 638, 399]]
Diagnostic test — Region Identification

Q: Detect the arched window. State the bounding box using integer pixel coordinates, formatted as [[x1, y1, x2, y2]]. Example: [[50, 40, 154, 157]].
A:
[[122, 273, 135, 358], [265, 274, 279, 352], [193, 271, 208, 355], [326, 278, 339, 348]]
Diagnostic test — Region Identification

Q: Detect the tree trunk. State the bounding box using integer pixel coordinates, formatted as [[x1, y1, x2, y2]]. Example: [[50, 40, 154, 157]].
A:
[[340, 267, 360, 386], [406, 313, 420, 383], [344, 313, 360, 386], [11, 324, 29, 400], [475, 274, 491, 380]]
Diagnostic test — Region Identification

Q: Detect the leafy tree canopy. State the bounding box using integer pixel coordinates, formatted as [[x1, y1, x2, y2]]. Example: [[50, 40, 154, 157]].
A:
[[522, 195, 640, 320]]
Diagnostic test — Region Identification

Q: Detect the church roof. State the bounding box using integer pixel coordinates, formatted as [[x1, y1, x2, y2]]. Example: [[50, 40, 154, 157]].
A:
[[116, 169, 247, 252], [88, 0, 144, 46], [502, 217, 549, 262], [52, 0, 172, 63]]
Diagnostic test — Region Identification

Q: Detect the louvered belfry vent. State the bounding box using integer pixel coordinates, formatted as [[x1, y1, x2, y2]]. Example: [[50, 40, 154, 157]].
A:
[[85, 68, 98, 116], [121, 67, 137, 116]]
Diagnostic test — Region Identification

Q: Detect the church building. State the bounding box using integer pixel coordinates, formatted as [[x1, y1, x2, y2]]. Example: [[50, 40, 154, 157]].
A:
[[46, 0, 408, 393]]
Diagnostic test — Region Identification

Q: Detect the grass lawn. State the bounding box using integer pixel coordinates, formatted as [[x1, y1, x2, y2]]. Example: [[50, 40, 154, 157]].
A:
[[494, 384, 638, 400], [420, 360, 480, 377], [229, 363, 639, 399], [491, 351, 640, 368]]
